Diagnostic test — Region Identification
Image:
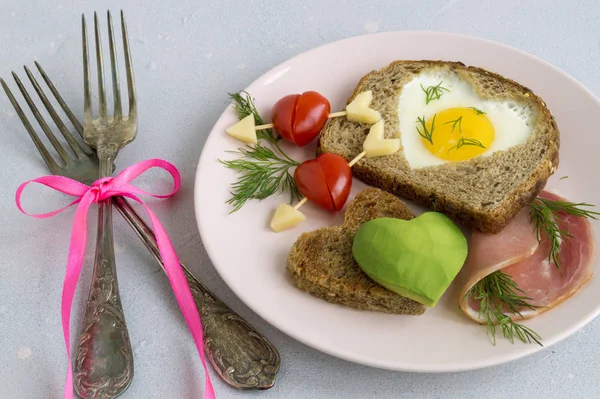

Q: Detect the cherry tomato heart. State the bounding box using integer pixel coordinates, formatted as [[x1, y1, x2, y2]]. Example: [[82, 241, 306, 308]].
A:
[[294, 153, 352, 212], [317, 153, 353, 211], [272, 91, 330, 147], [293, 158, 332, 211]]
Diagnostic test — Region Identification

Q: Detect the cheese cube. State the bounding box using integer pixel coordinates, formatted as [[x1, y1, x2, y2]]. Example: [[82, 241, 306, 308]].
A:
[[270, 203, 306, 232]]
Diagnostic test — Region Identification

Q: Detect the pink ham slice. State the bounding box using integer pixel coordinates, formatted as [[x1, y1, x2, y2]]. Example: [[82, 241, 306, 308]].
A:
[[459, 191, 596, 323]]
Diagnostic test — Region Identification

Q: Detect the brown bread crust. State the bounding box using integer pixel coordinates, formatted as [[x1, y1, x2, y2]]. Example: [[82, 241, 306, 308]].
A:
[[286, 188, 426, 315], [318, 60, 559, 233]]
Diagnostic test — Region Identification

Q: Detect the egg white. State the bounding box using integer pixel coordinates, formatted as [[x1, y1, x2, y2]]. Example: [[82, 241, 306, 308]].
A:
[[398, 71, 537, 169]]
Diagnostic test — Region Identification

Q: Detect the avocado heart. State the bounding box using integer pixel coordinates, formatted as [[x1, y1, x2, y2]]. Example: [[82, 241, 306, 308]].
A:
[[352, 212, 468, 307]]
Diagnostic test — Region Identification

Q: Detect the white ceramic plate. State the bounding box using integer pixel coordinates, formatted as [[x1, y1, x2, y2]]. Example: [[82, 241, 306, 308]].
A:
[[194, 31, 600, 372]]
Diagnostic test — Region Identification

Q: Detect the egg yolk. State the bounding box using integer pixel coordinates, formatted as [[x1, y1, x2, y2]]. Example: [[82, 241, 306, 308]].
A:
[[421, 107, 494, 162]]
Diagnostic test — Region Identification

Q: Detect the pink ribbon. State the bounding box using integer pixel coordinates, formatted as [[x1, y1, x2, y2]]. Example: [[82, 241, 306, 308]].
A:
[[15, 158, 215, 399]]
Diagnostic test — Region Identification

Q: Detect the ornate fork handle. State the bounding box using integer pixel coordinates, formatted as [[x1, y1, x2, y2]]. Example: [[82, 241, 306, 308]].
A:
[[74, 152, 134, 398], [113, 196, 280, 389]]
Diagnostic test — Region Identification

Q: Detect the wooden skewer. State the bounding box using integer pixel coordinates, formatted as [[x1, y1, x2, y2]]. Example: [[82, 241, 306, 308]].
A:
[[255, 123, 274, 130], [328, 111, 347, 118], [348, 151, 367, 167], [293, 198, 308, 210], [293, 150, 367, 211], [255, 111, 348, 131]]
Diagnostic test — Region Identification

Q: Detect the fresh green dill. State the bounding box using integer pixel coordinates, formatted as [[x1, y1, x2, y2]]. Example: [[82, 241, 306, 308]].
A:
[[228, 91, 279, 144], [444, 116, 487, 153], [469, 107, 486, 115], [466, 270, 542, 346], [219, 143, 301, 213], [447, 137, 486, 154], [416, 114, 436, 145], [529, 198, 600, 269], [420, 81, 450, 104], [221, 92, 302, 212], [444, 116, 463, 133]]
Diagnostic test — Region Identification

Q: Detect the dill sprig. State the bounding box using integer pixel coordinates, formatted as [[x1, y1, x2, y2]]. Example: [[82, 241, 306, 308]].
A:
[[444, 116, 463, 133], [444, 116, 487, 153], [420, 81, 450, 104], [219, 143, 301, 212], [416, 114, 436, 145], [448, 137, 486, 154], [228, 91, 279, 144], [221, 91, 302, 212], [466, 270, 542, 346], [469, 107, 486, 115], [529, 198, 600, 269]]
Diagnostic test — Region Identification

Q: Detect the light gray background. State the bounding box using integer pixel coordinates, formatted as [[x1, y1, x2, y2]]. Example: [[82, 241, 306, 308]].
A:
[[2, 1, 600, 398]]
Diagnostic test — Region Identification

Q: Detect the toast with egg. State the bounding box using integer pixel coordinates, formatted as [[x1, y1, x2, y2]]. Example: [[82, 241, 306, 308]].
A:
[[318, 60, 559, 233], [287, 188, 426, 315]]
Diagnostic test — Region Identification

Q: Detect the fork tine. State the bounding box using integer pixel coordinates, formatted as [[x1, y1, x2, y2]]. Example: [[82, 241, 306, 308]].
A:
[[94, 12, 107, 118], [120, 10, 136, 118], [12, 71, 70, 164], [24, 66, 87, 158], [107, 11, 122, 118], [35, 61, 84, 137], [82, 14, 92, 121], [1, 78, 60, 172]]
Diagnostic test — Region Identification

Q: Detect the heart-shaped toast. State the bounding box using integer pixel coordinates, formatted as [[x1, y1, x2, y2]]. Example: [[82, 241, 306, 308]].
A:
[[286, 188, 426, 315], [353, 213, 468, 307], [317, 60, 559, 233]]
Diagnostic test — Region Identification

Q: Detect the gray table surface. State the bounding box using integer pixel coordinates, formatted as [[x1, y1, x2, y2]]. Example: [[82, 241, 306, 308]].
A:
[[2, 1, 600, 398]]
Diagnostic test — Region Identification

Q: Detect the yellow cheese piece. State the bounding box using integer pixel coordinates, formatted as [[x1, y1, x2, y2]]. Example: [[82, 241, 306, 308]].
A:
[[345, 90, 381, 124], [363, 119, 401, 158], [270, 203, 306, 232], [226, 114, 257, 144]]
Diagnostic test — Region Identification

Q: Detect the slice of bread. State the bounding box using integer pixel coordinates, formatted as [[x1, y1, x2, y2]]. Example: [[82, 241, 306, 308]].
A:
[[318, 60, 559, 233], [287, 188, 426, 315]]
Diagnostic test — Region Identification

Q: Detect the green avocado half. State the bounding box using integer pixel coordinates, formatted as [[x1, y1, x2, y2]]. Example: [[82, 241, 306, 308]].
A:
[[352, 212, 468, 307]]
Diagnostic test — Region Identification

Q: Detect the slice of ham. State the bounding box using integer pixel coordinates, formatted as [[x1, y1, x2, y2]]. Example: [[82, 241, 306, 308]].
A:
[[459, 191, 596, 323]]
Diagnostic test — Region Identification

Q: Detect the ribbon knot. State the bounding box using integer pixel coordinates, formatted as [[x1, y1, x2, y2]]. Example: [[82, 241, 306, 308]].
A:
[[89, 177, 112, 201], [16, 159, 215, 399]]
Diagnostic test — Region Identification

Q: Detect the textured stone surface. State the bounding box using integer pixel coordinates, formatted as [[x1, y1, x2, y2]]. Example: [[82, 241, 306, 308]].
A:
[[2, 1, 600, 398]]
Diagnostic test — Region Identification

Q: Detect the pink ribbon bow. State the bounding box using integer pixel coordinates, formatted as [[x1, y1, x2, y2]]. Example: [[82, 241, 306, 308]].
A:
[[15, 158, 215, 399]]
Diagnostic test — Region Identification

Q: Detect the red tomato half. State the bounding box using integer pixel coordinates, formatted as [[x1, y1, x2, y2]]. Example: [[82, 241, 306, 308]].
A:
[[271, 94, 299, 144], [293, 158, 334, 211], [271, 91, 330, 147], [317, 153, 352, 211], [294, 153, 352, 212], [293, 91, 331, 146]]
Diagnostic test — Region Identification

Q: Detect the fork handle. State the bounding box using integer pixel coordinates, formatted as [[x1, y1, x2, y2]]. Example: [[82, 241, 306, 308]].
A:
[[112, 196, 280, 389], [74, 158, 134, 399]]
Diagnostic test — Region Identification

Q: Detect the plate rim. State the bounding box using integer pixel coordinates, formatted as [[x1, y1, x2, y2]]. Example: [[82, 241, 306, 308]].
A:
[[194, 30, 600, 373]]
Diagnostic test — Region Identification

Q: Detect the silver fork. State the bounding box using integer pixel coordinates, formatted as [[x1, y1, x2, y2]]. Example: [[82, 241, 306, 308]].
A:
[[75, 10, 136, 399], [1, 12, 279, 395], [2, 12, 134, 396]]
